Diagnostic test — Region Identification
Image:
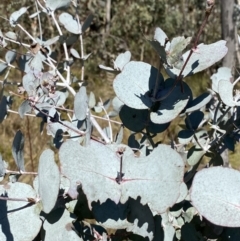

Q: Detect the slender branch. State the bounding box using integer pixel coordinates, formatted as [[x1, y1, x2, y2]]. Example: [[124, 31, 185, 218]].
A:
[[35, 0, 43, 41], [99, 97, 113, 142], [156, 2, 215, 101], [6, 170, 38, 175], [0, 196, 36, 203], [17, 24, 37, 43], [50, 11, 70, 84]]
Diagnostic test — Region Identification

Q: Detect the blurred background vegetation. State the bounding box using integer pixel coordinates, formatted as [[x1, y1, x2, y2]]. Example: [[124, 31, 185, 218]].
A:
[[0, 0, 240, 182]]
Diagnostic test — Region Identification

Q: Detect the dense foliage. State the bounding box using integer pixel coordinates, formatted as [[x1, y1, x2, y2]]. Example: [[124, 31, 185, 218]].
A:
[[0, 0, 240, 241]]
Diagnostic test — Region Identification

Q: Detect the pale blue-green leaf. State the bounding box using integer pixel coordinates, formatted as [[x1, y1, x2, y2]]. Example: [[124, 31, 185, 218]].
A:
[[178, 130, 194, 145], [18, 100, 31, 118], [154, 27, 169, 48], [167, 36, 192, 67], [176, 182, 188, 203], [103, 127, 111, 140], [182, 207, 197, 223], [22, 72, 39, 96], [0, 63, 7, 75], [45, 0, 71, 11], [113, 61, 163, 109], [30, 52, 45, 71], [115, 125, 123, 144], [74, 86, 88, 121], [108, 110, 118, 118], [128, 134, 140, 150], [93, 105, 102, 113], [5, 50, 17, 64], [53, 90, 68, 106], [29, 11, 41, 18], [9, 7, 29, 27], [112, 96, 124, 113], [187, 146, 205, 166], [190, 167, 240, 227], [46, 121, 69, 137], [12, 130, 25, 171], [4, 31, 17, 40], [218, 80, 237, 107], [44, 36, 59, 46], [98, 64, 119, 73], [148, 39, 168, 64], [119, 105, 148, 132], [148, 27, 170, 64], [0, 96, 7, 123], [114, 51, 131, 71], [43, 208, 82, 241], [70, 48, 81, 59], [185, 111, 204, 130], [88, 91, 96, 108], [59, 140, 184, 213], [150, 79, 190, 124], [0, 154, 6, 177], [82, 13, 94, 33], [38, 149, 60, 213], [146, 121, 170, 134], [0, 182, 42, 241], [185, 92, 212, 113], [211, 67, 232, 93], [161, 212, 175, 241], [59, 12, 81, 34], [165, 40, 228, 78]]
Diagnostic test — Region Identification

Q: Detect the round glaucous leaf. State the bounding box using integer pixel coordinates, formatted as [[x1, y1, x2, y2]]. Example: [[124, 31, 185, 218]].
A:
[[164, 40, 228, 78], [59, 140, 185, 214], [166, 36, 192, 68], [185, 111, 204, 130], [42, 208, 82, 241], [211, 67, 233, 93], [0, 182, 42, 241], [59, 12, 81, 34], [74, 86, 88, 121], [4, 31, 17, 40], [18, 100, 32, 118], [119, 105, 148, 132], [9, 7, 29, 27], [218, 80, 238, 107], [150, 79, 191, 124], [148, 27, 170, 65], [185, 92, 212, 113], [178, 130, 194, 145], [38, 149, 60, 214], [190, 167, 240, 227], [113, 61, 164, 109], [45, 0, 71, 11], [114, 51, 131, 71], [5, 50, 17, 64]]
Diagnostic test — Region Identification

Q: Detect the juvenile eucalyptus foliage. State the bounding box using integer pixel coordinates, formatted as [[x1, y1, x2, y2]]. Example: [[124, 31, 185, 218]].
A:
[[0, 0, 239, 240]]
